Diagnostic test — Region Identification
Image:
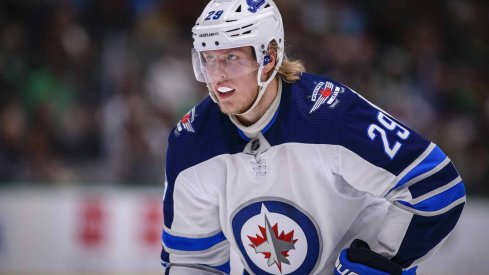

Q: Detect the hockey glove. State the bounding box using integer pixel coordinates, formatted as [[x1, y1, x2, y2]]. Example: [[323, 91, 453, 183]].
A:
[[334, 239, 417, 275]]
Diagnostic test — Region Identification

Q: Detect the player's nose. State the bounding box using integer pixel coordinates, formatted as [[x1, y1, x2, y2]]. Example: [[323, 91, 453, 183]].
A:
[[211, 61, 229, 82]]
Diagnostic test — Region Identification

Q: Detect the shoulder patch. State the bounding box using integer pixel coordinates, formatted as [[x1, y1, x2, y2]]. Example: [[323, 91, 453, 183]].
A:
[[309, 81, 345, 114], [174, 107, 197, 136]]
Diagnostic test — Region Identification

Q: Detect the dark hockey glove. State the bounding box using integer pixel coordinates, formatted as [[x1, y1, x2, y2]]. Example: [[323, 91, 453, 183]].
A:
[[334, 239, 417, 275]]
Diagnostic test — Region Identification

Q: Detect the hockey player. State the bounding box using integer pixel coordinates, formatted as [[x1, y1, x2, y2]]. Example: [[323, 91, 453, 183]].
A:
[[161, 0, 466, 274]]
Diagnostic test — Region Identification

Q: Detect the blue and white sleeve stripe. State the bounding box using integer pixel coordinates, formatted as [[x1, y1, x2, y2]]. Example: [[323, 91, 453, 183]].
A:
[[387, 143, 466, 216], [163, 229, 227, 252], [161, 226, 230, 273], [396, 180, 465, 215], [408, 161, 460, 199], [381, 143, 465, 268], [385, 143, 450, 195]]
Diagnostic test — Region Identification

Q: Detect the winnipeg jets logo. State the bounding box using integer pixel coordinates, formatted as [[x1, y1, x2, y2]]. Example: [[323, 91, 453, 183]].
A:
[[175, 107, 196, 135], [309, 81, 344, 113], [248, 214, 298, 273], [231, 199, 322, 274], [247, 0, 266, 13]]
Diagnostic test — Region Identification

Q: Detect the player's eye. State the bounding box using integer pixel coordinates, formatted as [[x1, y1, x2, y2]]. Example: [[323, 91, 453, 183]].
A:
[[203, 55, 217, 64], [227, 54, 239, 61]]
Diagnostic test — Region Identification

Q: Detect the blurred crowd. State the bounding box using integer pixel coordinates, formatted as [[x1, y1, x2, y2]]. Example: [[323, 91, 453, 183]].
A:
[[0, 0, 487, 194]]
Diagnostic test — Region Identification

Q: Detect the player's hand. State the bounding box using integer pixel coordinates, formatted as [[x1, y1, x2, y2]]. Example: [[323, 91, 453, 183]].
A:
[[333, 239, 417, 275]]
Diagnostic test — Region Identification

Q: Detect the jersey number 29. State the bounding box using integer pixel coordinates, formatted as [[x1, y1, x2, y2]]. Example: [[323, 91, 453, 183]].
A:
[[368, 112, 410, 159]]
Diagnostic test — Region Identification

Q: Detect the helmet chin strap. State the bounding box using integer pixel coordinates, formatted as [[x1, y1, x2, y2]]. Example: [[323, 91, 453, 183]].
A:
[[235, 55, 282, 116], [235, 77, 269, 116]]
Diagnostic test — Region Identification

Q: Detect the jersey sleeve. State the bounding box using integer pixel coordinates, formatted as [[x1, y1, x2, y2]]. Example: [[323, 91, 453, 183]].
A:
[[337, 89, 465, 269], [161, 140, 230, 274]]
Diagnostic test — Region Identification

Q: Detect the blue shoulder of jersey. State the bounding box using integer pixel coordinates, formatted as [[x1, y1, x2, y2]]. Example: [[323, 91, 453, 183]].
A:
[[272, 72, 430, 176], [265, 72, 354, 146], [166, 96, 247, 182]]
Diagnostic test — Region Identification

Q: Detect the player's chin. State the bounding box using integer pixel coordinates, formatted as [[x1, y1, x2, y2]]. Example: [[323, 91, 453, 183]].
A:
[[218, 103, 236, 114], [218, 102, 244, 115]]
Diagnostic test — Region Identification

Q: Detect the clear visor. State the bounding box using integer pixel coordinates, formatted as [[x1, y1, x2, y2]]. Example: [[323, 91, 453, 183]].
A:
[[192, 48, 260, 84]]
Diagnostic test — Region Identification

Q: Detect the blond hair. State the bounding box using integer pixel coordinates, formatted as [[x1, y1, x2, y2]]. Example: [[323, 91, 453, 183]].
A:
[[269, 41, 305, 83]]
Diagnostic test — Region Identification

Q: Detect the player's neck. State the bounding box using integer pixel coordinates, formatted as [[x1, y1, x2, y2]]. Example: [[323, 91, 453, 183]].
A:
[[235, 77, 279, 127]]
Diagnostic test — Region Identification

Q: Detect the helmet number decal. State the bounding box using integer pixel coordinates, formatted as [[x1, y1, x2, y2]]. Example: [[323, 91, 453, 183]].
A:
[[204, 10, 224, 21]]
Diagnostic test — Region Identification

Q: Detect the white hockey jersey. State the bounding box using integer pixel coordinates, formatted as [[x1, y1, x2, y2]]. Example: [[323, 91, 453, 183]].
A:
[[161, 73, 465, 274]]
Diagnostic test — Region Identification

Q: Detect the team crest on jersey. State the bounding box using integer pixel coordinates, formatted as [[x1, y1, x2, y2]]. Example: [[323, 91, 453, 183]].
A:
[[174, 107, 196, 136], [247, 0, 266, 13], [309, 81, 344, 113], [231, 199, 322, 274]]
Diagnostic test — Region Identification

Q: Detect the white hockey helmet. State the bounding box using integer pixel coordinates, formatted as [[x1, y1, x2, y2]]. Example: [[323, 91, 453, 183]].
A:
[[191, 0, 284, 114]]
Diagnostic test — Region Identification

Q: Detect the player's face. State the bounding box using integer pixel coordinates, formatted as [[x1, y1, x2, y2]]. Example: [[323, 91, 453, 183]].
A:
[[202, 47, 260, 114]]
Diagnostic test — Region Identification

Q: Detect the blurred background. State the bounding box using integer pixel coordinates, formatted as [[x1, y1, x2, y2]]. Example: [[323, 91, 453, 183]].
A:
[[0, 0, 487, 274]]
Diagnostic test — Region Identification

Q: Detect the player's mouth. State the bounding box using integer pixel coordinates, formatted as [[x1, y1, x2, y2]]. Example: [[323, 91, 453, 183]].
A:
[[216, 86, 236, 99]]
